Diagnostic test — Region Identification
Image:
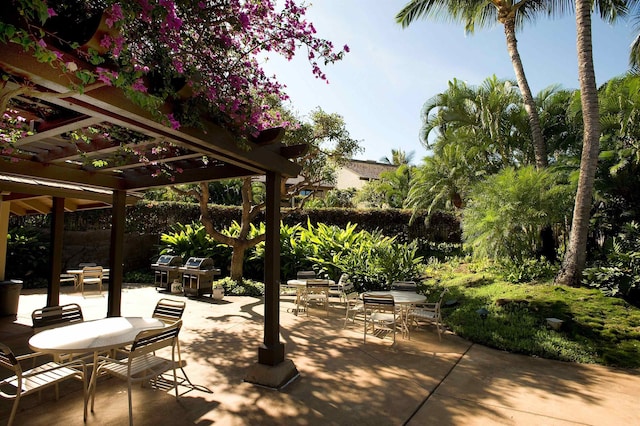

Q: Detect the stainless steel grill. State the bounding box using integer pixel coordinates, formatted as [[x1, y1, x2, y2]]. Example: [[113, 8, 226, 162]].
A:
[[151, 255, 184, 292], [179, 257, 221, 297]]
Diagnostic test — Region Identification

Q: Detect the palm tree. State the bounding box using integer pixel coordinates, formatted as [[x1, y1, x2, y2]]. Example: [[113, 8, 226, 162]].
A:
[[631, 12, 640, 71], [421, 76, 531, 170], [555, 0, 632, 286], [380, 148, 415, 165], [396, 0, 549, 169], [406, 144, 477, 215]]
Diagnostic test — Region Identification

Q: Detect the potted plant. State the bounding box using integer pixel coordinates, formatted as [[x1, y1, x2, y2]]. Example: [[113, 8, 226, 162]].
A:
[[212, 284, 225, 301]]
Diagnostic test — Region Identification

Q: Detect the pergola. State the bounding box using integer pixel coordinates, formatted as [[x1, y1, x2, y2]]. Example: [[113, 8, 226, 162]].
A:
[[0, 42, 301, 387]]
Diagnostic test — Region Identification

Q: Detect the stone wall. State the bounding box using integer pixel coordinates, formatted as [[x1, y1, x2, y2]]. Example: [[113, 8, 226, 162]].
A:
[[62, 231, 160, 272]]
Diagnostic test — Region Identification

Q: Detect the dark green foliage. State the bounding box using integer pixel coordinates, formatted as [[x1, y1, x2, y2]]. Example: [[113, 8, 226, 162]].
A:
[[123, 269, 154, 283], [463, 166, 574, 262], [10, 202, 461, 242], [582, 221, 640, 301], [6, 227, 49, 288], [159, 222, 232, 275]]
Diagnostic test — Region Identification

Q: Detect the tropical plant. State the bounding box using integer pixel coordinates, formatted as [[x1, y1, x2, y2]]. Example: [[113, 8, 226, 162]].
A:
[[379, 148, 415, 165], [159, 222, 231, 272], [463, 166, 574, 262], [5, 227, 49, 287], [582, 221, 640, 300], [396, 0, 548, 169], [420, 76, 531, 169], [406, 144, 478, 216], [356, 164, 413, 208]]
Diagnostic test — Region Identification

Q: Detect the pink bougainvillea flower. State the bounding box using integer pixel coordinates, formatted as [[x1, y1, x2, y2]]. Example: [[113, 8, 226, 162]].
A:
[[167, 114, 180, 130]]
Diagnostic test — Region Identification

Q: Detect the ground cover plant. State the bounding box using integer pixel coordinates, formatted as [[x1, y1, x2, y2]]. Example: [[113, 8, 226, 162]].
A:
[[425, 261, 640, 369]]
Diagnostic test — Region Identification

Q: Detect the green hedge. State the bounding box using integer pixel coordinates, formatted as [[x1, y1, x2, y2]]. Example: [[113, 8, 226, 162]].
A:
[[11, 201, 461, 243]]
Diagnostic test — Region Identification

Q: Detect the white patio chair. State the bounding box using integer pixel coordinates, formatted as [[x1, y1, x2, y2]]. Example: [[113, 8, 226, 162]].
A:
[[408, 288, 449, 340], [363, 294, 399, 343], [0, 343, 87, 426], [342, 283, 364, 328], [92, 320, 182, 426], [302, 279, 330, 316], [32, 303, 85, 362], [329, 273, 350, 302], [80, 266, 103, 296]]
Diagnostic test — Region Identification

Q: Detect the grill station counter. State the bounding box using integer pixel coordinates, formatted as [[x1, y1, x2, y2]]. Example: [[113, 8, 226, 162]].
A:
[[179, 257, 221, 297], [151, 255, 184, 291]]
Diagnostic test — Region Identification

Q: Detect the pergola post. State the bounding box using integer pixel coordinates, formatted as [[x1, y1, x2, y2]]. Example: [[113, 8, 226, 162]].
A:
[[0, 198, 9, 281], [244, 171, 299, 388], [46, 197, 64, 307], [107, 190, 126, 317]]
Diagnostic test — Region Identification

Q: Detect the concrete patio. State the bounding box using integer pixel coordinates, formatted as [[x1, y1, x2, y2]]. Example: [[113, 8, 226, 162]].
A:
[[1, 284, 639, 425]]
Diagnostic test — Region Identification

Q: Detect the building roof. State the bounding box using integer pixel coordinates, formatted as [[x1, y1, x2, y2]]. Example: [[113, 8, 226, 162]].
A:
[[343, 159, 397, 179]]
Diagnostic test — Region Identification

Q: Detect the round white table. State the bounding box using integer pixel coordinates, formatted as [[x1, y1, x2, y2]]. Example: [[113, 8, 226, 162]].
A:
[[29, 316, 164, 410], [363, 290, 426, 305]]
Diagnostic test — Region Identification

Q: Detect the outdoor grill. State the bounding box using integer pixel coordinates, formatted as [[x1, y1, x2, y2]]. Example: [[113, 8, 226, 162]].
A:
[[179, 257, 221, 297], [151, 255, 184, 292]]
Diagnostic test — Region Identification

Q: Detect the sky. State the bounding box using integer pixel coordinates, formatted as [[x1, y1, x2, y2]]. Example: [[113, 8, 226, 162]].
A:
[[262, 1, 638, 164]]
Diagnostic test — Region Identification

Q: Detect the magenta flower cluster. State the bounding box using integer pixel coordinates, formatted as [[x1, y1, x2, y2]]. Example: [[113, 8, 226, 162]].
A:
[[87, 0, 348, 137]]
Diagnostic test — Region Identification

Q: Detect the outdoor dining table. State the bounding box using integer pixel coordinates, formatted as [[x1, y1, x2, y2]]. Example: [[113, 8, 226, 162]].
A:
[[65, 268, 110, 284], [29, 316, 164, 411], [363, 291, 427, 338], [285, 279, 336, 316]]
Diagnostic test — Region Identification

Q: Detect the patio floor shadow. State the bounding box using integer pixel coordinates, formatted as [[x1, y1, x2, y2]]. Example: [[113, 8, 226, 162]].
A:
[[1, 284, 639, 425]]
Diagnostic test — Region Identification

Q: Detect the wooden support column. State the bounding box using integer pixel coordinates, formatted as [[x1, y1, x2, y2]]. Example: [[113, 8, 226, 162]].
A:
[[47, 197, 64, 307], [107, 190, 126, 317], [244, 171, 298, 388], [0, 198, 9, 281]]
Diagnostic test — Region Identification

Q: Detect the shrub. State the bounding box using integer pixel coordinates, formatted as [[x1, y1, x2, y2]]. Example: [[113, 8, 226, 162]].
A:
[[463, 166, 573, 262], [497, 258, 558, 283], [582, 221, 640, 300], [6, 227, 49, 288], [214, 277, 264, 297]]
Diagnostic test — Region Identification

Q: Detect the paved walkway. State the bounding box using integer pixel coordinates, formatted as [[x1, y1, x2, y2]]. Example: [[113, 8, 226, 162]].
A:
[[1, 284, 639, 425]]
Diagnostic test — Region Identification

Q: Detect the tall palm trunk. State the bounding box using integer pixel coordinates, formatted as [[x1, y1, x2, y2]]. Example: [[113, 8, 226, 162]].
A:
[[503, 16, 547, 169], [555, 0, 601, 286]]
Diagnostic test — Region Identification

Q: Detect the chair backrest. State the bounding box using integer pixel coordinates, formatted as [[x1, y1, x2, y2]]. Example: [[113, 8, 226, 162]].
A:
[[435, 288, 449, 306], [391, 281, 417, 292], [343, 284, 360, 303], [79, 262, 97, 268], [152, 298, 186, 325], [32, 303, 84, 331], [296, 270, 316, 280], [131, 320, 182, 356], [0, 343, 20, 375], [363, 294, 395, 313], [305, 279, 330, 294], [338, 274, 350, 285], [82, 266, 103, 280]]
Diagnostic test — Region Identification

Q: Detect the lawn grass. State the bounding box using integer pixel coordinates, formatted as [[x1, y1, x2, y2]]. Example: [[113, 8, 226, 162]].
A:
[[420, 263, 640, 369]]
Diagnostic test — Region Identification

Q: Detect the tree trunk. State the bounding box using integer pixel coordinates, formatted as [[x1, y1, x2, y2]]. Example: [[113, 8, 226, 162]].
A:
[[503, 18, 547, 169], [555, 0, 601, 286], [229, 245, 247, 282]]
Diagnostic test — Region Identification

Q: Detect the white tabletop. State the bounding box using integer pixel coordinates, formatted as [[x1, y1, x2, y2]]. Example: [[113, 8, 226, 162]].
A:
[[286, 279, 336, 287], [66, 268, 110, 275], [29, 317, 164, 354], [363, 291, 427, 305]]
